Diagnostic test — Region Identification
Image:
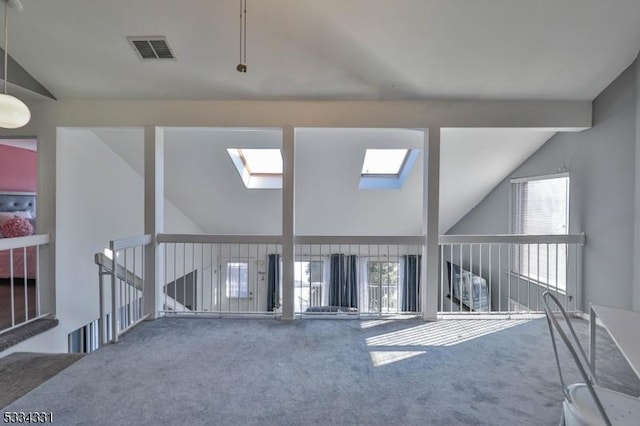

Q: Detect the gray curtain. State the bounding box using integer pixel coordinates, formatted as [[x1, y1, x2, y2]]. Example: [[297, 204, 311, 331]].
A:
[[401, 255, 421, 312], [329, 254, 358, 308], [267, 254, 280, 311]]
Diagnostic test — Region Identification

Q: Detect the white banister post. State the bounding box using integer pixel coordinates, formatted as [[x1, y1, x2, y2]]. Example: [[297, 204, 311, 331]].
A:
[[144, 126, 164, 319], [422, 127, 441, 321], [281, 125, 295, 320]]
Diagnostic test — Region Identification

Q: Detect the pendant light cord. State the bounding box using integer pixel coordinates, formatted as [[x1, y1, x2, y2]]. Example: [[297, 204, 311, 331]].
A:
[[3, 0, 8, 94], [238, 0, 247, 71], [243, 0, 247, 65]]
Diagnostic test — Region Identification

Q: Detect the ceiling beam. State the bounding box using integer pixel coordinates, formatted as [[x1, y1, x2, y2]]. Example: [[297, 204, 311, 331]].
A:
[[21, 99, 591, 131]]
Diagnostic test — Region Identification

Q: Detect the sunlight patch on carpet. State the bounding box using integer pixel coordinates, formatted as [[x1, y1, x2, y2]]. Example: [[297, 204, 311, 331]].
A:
[[369, 350, 426, 367], [366, 320, 530, 366]]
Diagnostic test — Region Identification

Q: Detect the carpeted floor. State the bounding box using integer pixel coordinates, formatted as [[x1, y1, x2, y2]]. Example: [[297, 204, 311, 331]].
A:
[[0, 352, 83, 409], [4, 317, 640, 425]]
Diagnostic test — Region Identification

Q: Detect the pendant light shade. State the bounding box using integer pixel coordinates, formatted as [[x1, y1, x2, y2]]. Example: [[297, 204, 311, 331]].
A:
[[0, 0, 30, 129], [0, 92, 29, 128]]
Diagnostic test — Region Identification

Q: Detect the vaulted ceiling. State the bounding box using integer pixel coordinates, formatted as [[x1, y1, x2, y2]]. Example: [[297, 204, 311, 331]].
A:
[[10, 0, 640, 102], [11, 1, 640, 234]]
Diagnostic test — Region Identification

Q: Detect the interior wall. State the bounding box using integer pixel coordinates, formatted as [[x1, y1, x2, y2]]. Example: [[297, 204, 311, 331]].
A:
[[3, 128, 206, 356], [448, 59, 638, 312], [0, 144, 37, 192], [295, 128, 424, 235]]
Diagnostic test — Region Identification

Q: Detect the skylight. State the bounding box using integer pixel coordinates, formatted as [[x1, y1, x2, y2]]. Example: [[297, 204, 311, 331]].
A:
[[227, 148, 283, 189], [361, 149, 408, 176], [359, 148, 419, 190], [240, 149, 283, 175]]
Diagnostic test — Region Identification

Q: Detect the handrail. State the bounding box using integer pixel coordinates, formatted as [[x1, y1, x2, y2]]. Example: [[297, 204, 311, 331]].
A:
[[97, 234, 152, 345], [439, 233, 585, 245], [94, 252, 144, 291], [0, 233, 49, 250], [110, 234, 152, 252], [295, 235, 425, 245], [158, 233, 281, 244]]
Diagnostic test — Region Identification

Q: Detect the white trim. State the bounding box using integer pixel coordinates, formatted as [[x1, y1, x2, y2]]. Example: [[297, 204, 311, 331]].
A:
[[158, 233, 282, 245], [295, 235, 424, 245], [509, 171, 569, 184], [438, 233, 585, 245], [110, 234, 153, 251], [0, 233, 49, 250]]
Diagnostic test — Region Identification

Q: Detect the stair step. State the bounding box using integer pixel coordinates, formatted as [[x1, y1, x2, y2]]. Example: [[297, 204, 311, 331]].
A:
[[0, 318, 59, 353]]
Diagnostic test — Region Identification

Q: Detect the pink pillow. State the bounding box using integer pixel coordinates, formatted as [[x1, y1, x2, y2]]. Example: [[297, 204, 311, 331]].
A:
[[0, 216, 34, 238]]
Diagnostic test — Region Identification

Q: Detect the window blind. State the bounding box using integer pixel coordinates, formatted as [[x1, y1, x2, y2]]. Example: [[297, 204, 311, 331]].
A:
[[511, 176, 569, 289]]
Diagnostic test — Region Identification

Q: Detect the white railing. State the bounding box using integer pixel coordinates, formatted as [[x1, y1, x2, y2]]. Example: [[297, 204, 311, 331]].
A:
[[439, 234, 585, 316], [0, 234, 50, 335], [294, 236, 424, 317], [157, 234, 283, 317], [96, 234, 152, 344]]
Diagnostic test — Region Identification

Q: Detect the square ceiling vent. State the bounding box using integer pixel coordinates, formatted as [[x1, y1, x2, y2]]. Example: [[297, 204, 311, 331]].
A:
[[127, 36, 175, 60]]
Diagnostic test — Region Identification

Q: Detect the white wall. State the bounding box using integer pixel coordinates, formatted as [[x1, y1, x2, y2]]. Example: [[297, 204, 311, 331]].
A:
[[449, 58, 639, 312], [2, 129, 206, 356], [295, 128, 424, 235]]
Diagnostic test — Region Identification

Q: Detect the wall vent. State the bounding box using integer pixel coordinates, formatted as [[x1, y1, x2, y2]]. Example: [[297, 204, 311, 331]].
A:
[[127, 36, 175, 60]]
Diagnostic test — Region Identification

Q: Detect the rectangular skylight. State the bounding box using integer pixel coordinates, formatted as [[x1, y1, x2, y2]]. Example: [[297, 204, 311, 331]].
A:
[[227, 148, 283, 189], [361, 149, 409, 176], [359, 148, 419, 190], [239, 149, 283, 175]]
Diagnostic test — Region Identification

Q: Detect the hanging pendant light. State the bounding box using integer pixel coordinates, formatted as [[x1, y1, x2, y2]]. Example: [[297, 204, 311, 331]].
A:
[[0, 0, 29, 129]]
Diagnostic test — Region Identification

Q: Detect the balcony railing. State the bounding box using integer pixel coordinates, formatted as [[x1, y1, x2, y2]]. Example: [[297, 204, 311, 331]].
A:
[[438, 234, 585, 316], [95, 234, 152, 344], [0, 234, 50, 335], [157, 234, 283, 317], [294, 236, 424, 317]]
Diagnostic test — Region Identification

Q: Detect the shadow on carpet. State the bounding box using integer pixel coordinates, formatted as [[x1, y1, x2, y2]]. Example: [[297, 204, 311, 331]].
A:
[[0, 352, 83, 409]]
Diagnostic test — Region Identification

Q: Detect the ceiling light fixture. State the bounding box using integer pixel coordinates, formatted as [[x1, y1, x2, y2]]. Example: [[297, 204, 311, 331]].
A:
[[0, 0, 29, 129], [236, 0, 247, 73]]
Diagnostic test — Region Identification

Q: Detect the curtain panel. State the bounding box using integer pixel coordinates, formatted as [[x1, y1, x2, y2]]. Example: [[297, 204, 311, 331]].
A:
[[329, 254, 358, 308]]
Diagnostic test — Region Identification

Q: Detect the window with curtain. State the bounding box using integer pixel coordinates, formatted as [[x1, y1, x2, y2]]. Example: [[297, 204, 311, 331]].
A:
[[511, 174, 569, 290], [367, 260, 399, 312], [294, 260, 324, 311]]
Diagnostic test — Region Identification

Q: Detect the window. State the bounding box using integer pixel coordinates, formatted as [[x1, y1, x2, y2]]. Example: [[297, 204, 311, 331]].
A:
[[295, 260, 324, 310], [237, 149, 283, 175], [367, 260, 399, 312], [511, 174, 569, 289], [226, 262, 249, 298], [361, 149, 408, 175], [68, 319, 100, 353], [359, 148, 419, 189], [227, 148, 283, 189]]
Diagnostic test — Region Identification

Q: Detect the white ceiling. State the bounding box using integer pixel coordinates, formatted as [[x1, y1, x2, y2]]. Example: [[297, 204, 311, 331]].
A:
[[93, 127, 553, 235], [36, 1, 625, 234], [11, 0, 640, 101]]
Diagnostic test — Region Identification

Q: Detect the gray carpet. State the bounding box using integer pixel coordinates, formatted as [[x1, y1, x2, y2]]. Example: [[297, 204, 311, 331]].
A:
[[5, 317, 640, 425], [0, 352, 83, 409]]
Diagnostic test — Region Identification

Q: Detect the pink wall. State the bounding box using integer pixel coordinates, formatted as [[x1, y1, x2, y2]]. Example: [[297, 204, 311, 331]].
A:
[[0, 144, 37, 192]]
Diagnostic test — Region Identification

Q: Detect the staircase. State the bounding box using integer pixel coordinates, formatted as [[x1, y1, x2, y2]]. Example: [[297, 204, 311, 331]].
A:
[[0, 318, 58, 353]]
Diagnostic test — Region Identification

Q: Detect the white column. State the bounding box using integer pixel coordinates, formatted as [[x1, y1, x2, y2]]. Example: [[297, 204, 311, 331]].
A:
[[281, 126, 295, 320], [422, 127, 441, 320], [144, 126, 165, 319], [634, 56, 640, 312], [39, 125, 57, 317]]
